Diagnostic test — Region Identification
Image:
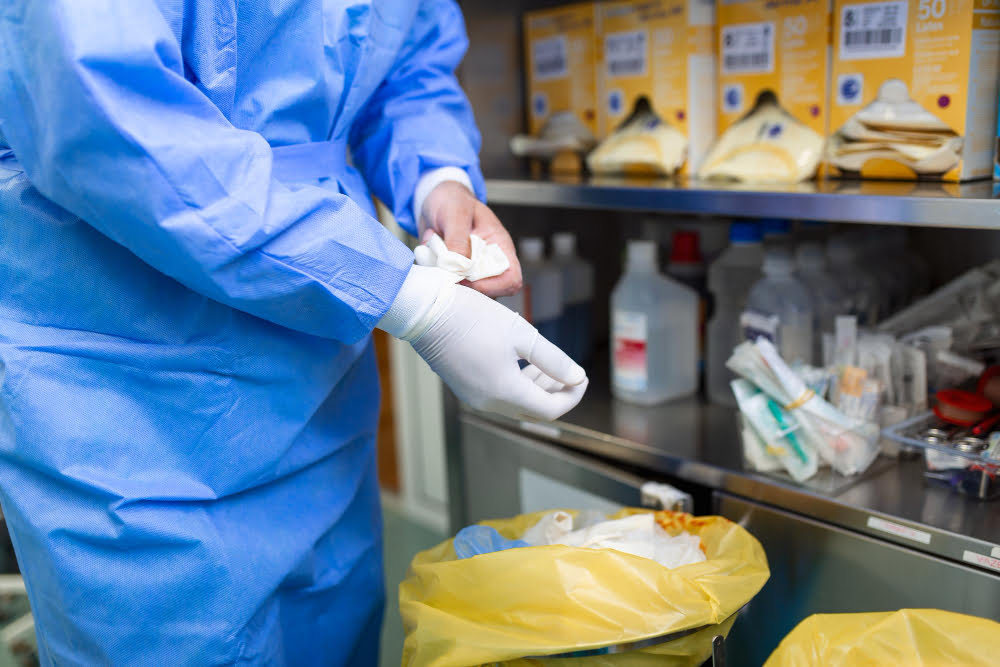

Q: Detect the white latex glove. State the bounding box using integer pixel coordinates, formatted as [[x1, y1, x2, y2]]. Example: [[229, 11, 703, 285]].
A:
[[379, 266, 587, 421]]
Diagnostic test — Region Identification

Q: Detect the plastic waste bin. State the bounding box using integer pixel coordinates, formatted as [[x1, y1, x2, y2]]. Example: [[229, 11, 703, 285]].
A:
[[400, 509, 769, 666]]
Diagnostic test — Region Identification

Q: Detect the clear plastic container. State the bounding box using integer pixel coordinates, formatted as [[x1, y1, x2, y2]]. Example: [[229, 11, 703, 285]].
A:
[[518, 237, 563, 346], [551, 232, 594, 364], [743, 248, 814, 365], [611, 240, 698, 405], [856, 229, 908, 320], [795, 242, 849, 361], [826, 235, 879, 326], [706, 222, 764, 405]]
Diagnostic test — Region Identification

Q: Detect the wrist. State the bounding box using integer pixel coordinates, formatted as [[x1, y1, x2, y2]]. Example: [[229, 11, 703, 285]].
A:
[[377, 265, 458, 341], [413, 166, 474, 231]]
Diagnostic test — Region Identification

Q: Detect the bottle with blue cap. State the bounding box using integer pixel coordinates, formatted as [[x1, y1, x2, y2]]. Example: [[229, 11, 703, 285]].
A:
[[706, 221, 765, 405]]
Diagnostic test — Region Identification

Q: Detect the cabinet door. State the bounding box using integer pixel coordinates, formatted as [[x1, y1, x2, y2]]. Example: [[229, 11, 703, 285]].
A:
[[716, 492, 1000, 667], [459, 416, 648, 525]]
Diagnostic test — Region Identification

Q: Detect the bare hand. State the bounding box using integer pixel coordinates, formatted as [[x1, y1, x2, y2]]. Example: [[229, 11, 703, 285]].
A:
[[420, 181, 522, 297]]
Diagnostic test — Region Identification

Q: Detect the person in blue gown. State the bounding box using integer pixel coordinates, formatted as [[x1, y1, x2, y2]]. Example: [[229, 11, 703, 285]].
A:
[[0, 1, 586, 663]]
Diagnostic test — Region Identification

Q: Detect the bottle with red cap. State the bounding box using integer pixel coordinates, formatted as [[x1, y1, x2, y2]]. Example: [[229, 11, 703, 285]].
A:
[[667, 230, 708, 387]]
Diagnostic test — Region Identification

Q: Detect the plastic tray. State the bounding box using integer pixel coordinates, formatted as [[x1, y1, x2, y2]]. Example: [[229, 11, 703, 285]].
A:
[[882, 411, 1000, 500]]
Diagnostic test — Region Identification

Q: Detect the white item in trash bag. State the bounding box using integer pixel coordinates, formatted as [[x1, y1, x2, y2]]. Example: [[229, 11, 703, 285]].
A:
[[552, 513, 706, 570], [413, 232, 510, 283], [640, 481, 692, 513], [521, 510, 573, 547]]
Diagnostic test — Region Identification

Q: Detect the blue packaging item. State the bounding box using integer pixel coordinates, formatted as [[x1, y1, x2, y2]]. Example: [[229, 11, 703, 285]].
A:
[[453, 526, 530, 559]]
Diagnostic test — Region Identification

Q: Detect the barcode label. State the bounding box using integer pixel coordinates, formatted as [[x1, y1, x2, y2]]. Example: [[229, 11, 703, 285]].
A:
[[839, 1, 908, 60], [721, 22, 774, 75], [532, 36, 568, 81], [605, 29, 648, 78]]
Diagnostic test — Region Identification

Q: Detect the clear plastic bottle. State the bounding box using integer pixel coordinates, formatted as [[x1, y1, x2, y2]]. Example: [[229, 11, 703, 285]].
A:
[[796, 242, 849, 361], [518, 237, 563, 345], [826, 235, 879, 326], [706, 222, 764, 405], [611, 240, 698, 405], [667, 230, 708, 384], [744, 248, 814, 365], [551, 232, 595, 364]]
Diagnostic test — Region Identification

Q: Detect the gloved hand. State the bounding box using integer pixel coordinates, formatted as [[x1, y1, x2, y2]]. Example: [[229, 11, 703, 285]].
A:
[[379, 266, 587, 421]]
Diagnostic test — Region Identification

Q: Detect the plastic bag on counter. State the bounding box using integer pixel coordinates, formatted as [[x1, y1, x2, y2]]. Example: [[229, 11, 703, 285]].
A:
[[400, 509, 769, 666], [764, 609, 1000, 667]]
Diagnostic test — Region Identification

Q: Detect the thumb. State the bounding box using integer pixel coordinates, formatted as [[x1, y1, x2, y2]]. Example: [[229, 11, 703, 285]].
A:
[[512, 318, 586, 386]]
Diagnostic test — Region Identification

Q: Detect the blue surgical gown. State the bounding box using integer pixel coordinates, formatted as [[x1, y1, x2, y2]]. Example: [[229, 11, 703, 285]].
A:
[[0, 1, 484, 663]]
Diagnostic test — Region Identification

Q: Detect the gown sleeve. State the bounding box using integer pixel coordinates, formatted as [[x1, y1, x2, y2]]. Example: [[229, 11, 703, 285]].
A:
[[348, 0, 486, 236], [0, 0, 413, 343]]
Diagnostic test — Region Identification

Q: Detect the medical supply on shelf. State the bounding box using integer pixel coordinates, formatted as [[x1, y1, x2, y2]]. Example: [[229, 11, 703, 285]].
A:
[[743, 248, 814, 366], [826, 235, 879, 325], [586, 98, 688, 176], [523, 3, 600, 165], [519, 237, 564, 345], [667, 230, 708, 380], [509, 111, 597, 170], [828, 0, 1000, 182], [707, 222, 764, 406], [708, 0, 831, 182], [612, 240, 698, 405], [729, 338, 881, 479], [796, 242, 849, 361], [551, 232, 595, 364], [595, 0, 716, 174]]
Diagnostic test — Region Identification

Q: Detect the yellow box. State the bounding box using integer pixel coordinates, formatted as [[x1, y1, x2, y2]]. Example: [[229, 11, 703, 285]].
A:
[[596, 0, 718, 172], [828, 0, 1000, 181], [716, 0, 831, 138], [523, 3, 600, 138]]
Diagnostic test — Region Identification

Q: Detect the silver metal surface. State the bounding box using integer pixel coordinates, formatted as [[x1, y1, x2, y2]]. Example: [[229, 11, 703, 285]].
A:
[[484, 175, 1000, 229], [528, 618, 725, 659], [717, 493, 1000, 666], [461, 377, 1000, 572]]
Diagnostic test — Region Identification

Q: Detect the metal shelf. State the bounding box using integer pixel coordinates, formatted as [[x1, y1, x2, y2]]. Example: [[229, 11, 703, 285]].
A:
[[484, 174, 1000, 229]]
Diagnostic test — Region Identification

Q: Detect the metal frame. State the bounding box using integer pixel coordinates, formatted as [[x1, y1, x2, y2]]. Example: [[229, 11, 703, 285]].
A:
[[485, 176, 1000, 229]]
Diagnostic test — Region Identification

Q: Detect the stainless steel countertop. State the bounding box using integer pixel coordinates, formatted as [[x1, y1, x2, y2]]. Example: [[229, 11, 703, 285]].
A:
[[469, 382, 1000, 573], [485, 174, 1000, 229]]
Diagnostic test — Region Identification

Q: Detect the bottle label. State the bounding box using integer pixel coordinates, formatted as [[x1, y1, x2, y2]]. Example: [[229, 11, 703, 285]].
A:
[[613, 311, 648, 391], [741, 310, 779, 345]]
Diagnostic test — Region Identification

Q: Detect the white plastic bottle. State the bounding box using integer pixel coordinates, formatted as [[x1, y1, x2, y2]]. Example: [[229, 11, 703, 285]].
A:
[[518, 237, 563, 346], [611, 240, 698, 405], [706, 222, 764, 405], [795, 242, 849, 360], [551, 232, 594, 364], [826, 236, 879, 326], [743, 248, 814, 365]]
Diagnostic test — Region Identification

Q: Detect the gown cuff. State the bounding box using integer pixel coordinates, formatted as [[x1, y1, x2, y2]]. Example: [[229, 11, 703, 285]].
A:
[[412, 166, 474, 233]]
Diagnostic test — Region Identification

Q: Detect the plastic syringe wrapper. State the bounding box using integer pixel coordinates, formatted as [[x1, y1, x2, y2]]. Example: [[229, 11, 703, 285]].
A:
[[728, 338, 880, 478]]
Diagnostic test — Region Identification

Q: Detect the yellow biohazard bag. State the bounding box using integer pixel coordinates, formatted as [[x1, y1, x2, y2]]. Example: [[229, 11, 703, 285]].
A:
[[765, 609, 1000, 667], [400, 509, 769, 666]]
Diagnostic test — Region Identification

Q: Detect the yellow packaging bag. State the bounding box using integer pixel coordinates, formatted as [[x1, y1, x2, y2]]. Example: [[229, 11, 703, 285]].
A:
[[400, 509, 769, 666], [765, 608, 1000, 666]]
